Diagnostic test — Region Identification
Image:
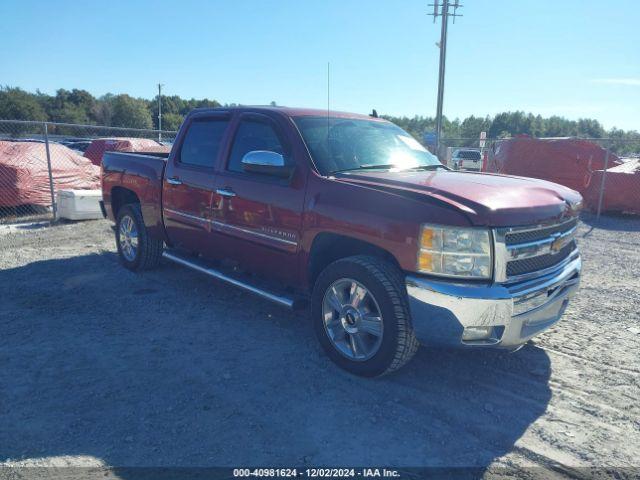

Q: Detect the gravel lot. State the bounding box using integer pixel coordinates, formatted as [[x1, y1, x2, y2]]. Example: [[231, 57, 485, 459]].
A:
[[0, 214, 638, 477]]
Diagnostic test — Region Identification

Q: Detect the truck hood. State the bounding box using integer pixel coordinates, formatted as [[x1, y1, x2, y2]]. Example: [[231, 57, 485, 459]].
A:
[[334, 170, 583, 226]]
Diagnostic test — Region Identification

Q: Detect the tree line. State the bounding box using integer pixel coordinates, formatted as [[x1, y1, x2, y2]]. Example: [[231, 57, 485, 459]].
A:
[[1, 86, 638, 155], [0, 86, 221, 131], [385, 113, 639, 156]]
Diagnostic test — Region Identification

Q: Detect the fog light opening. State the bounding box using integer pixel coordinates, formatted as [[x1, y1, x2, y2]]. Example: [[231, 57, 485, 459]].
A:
[[462, 326, 494, 341], [461, 326, 505, 345]]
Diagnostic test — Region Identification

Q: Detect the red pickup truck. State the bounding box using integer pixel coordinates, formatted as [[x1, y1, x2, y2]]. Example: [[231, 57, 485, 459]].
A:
[[101, 106, 582, 376]]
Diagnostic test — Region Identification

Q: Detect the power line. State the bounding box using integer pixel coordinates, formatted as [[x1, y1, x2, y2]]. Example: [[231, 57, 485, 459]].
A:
[[428, 1, 463, 155]]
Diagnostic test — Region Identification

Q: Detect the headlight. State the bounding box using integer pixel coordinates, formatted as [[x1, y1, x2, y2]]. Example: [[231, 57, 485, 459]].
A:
[[418, 225, 492, 279]]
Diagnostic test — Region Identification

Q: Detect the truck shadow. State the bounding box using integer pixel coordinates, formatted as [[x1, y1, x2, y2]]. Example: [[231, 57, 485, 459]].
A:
[[0, 252, 552, 473]]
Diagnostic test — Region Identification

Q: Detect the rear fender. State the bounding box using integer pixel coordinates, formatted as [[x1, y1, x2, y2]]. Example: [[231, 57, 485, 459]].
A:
[[102, 152, 168, 242]]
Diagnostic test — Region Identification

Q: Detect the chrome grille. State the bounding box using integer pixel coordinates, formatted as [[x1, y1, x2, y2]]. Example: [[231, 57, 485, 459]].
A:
[[494, 216, 580, 283], [505, 218, 578, 246], [506, 241, 576, 277]]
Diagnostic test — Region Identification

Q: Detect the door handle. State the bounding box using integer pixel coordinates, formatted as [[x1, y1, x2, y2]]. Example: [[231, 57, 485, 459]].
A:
[[216, 188, 236, 198], [167, 177, 182, 185]]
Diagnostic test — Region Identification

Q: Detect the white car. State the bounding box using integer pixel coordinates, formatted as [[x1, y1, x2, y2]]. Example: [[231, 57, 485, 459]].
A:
[[452, 149, 482, 171]]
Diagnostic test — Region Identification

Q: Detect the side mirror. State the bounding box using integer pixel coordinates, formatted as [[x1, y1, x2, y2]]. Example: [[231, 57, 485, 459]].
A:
[[241, 150, 292, 178]]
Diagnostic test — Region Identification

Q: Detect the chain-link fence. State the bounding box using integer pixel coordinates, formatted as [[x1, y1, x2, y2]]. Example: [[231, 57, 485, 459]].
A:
[[439, 136, 640, 219], [0, 120, 177, 224], [0, 119, 638, 225]]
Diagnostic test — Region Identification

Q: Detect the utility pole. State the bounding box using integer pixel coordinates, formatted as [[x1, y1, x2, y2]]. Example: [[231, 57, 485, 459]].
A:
[[429, 1, 462, 156], [157, 83, 164, 142]]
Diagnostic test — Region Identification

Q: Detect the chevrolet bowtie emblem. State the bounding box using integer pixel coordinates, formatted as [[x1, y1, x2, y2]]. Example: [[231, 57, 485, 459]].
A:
[[550, 234, 564, 254]]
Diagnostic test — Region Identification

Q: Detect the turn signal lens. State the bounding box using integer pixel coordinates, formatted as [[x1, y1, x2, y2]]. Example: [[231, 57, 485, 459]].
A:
[[419, 227, 441, 249], [418, 251, 441, 272]]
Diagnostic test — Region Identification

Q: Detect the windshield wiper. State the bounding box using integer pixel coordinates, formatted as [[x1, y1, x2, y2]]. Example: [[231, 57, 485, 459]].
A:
[[329, 164, 398, 175], [407, 164, 450, 171], [329, 163, 449, 175]]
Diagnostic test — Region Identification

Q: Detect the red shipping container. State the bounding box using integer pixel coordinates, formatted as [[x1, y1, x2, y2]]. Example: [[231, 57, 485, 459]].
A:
[[485, 137, 620, 195], [584, 160, 640, 215]]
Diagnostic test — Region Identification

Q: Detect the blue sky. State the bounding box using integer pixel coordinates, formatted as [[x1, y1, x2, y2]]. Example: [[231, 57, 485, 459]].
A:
[[1, 0, 638, 129]]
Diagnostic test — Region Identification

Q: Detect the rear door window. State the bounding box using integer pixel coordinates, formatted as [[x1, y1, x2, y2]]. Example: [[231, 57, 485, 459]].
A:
[[179, 118, 230, 168]]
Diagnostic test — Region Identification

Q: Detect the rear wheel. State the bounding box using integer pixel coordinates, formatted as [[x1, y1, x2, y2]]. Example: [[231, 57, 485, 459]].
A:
[[312, 255, 419, 377], [115, 204, 163, 271]]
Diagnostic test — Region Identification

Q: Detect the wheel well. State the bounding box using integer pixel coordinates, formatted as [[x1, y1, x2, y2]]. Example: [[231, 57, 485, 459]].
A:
[[111, 187, 140, 218], [307, 233, 401, 290]]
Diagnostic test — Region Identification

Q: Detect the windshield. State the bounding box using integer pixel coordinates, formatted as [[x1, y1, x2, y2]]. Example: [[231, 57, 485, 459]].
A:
[[293, 116, 442, 175]]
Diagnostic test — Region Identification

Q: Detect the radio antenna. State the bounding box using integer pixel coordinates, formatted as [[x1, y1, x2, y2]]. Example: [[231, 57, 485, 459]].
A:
[[326, 62, 330, 142]]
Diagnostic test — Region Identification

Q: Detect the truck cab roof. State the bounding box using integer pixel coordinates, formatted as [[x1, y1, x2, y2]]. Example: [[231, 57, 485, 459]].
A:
[[188, 105, 385, 121]]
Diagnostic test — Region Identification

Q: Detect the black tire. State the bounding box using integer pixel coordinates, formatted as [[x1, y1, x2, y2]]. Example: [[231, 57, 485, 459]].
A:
[[311, 255, 419, 377], [115, 204, 163, 271]]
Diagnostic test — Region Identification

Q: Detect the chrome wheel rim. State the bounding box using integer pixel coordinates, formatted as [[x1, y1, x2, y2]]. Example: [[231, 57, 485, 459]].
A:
[[119, 215, 138, 262], [322, 278, 384, 361]]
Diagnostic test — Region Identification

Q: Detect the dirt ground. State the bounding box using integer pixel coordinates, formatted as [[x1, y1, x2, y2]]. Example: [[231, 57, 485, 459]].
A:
[[0, 214, 638, 477]]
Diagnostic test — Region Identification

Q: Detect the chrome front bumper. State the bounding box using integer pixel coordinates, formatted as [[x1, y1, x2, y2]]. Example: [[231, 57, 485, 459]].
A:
[[405, 255, 581, 348]]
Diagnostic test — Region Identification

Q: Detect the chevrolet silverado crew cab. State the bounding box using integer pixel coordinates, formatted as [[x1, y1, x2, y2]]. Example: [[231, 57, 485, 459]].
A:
[[101, 106, 582, 377]]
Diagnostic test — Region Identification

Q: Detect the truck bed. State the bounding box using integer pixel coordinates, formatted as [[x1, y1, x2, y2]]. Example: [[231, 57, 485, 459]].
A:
[[103, 151, 167, 173], [101, 151, 168, 238]]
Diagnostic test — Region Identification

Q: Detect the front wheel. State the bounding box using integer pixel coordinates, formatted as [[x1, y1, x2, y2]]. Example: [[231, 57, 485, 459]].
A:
[[115, 204, 163, 271], [312, 255, 419, 377]]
